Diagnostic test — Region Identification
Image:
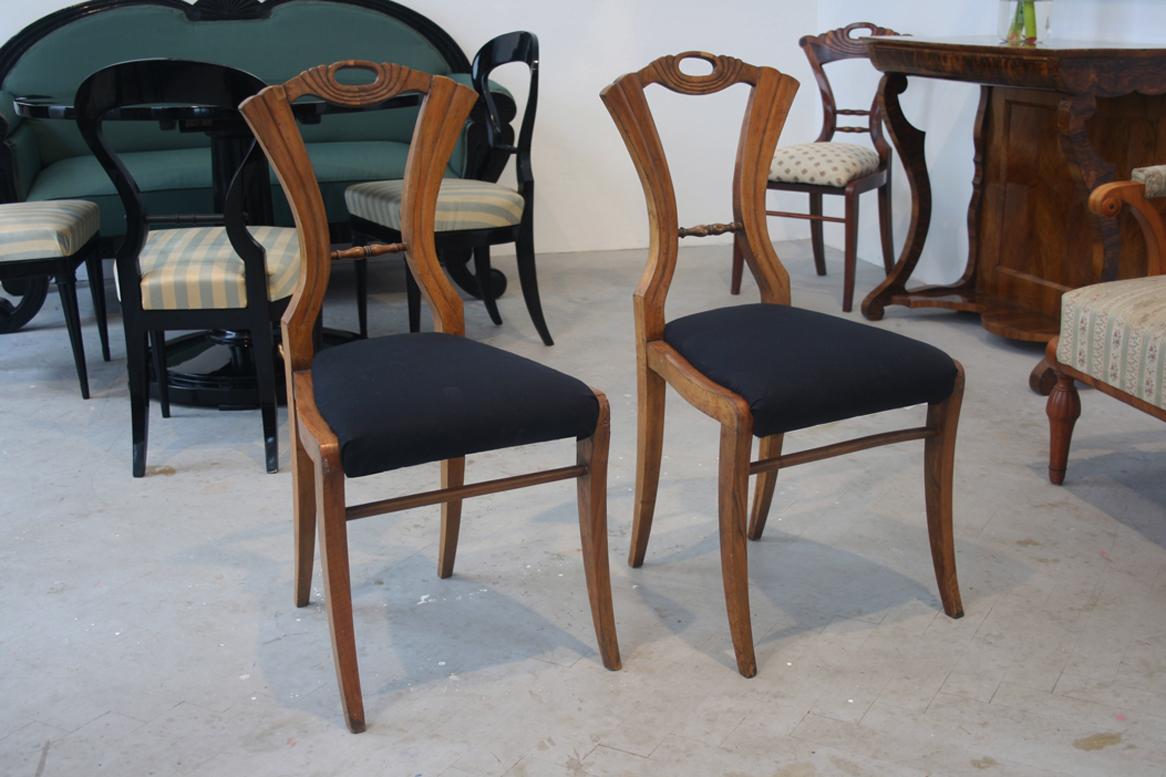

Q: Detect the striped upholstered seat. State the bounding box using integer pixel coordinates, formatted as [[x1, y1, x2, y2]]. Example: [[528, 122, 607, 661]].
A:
[[1056, 275, 1166, 411], [345, 178, 525, 232], [0, 200, 100, 262], [122, 226, 301, 310]]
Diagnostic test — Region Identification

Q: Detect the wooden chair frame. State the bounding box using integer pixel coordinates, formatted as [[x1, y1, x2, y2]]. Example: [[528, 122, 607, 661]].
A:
[[602, 51, 964, 678], [240, 60, 619, 733], [736, 22, 899, 312], [1047, 179, 1166, 484]]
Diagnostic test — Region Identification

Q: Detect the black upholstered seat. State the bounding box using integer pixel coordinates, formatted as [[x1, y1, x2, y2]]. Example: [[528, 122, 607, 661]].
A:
[[663, 303, 957, 437], [312, 333, 600, 477]]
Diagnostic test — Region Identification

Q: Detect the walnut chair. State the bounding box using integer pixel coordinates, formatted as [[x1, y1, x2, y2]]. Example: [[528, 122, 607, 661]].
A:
[[602, 52, 965, 678], [76, 59, 296, 476], [239, 60, 620, 733], [0, 200, 109, 397], [1047, 167, 1166, 484], [734, 22, 899, 312], [347, 32, 554, 345]]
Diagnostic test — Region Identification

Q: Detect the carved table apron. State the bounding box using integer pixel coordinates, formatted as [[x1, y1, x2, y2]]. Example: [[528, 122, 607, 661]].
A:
[[862, 36, 1166, 393]]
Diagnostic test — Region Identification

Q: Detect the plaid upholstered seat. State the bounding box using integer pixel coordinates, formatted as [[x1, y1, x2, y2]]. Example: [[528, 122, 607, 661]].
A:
[[1056, 275, 1166, 411], [121, 225, 301, 310], [769, 142, 881, 188], [0, 200, 100, 262], [345, 178, 525, 232]]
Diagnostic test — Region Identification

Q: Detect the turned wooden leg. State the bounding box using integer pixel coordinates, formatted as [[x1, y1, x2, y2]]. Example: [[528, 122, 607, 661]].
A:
[[719, 418, 756, 677], [924, 362, 965, 619], [1047, 370, 1081, 486], [629, 363, 666, 567], [316, 454, 364, 733], [577, 392, 621, 670], [292, 419, 316, 608], [747, 434, 783, 541], [842, 189, 860, 313], [438, 457, 465, 578], [809, 192, 826, 276], [730, 234, 744, 295]]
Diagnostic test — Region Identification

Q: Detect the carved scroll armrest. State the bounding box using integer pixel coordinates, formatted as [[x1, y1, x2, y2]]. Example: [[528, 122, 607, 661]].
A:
[[1090, 176, 1166, 276]]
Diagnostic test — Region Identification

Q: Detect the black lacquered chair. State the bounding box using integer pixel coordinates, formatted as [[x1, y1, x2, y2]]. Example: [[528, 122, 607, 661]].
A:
[[347, 32, 553, 345], [0, 200, 109, 396], [76, 59, 297, 476]]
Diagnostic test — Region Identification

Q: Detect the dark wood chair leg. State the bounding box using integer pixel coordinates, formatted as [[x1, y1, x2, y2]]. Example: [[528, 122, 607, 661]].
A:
[[730, 234, 744, 295], [84, 254, 110, 362], [719, 418, 756, 677], [746, 433, 783, 541], [877, 177, 895, 275], [405, 264, 422, 333], [54, 269, 89, 399], [515, 223, 554, 346], [576, 392, 621, 670], [924, 362, 965, 619], [354, 258, 368, 339], [292, 420, 316, 608], [809, 192, 827, 276], [149, 330, 170, 418], [472, 245, 503, 326], [842, 189, 860, 312], [251, 320, 279, 473], [1047, 370, 1081, 485], [629, 365, 666, 567], [315, 456, 365, 733], [437, 457, 465, 579], [124, 324, 150, 477]]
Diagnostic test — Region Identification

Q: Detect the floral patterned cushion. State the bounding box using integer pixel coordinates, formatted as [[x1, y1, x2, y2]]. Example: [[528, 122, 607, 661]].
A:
[[768, 142, 881, 188], [1057, 275, 1166, 410]]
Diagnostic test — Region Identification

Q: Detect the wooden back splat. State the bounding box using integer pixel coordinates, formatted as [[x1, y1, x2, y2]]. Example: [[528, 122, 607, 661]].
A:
[[802, 22, 899, 157], [1089, 181, 1166, 277], [239, 60, 478, 372], [600, 52, 799, 344]]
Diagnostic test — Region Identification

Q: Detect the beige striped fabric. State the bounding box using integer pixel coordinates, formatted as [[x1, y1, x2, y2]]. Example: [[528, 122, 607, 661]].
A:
[[1057, 275, 1166, 411], [345, 178, 525, 232], [0, 200, 100, 263], [124, 226, 300, 310]]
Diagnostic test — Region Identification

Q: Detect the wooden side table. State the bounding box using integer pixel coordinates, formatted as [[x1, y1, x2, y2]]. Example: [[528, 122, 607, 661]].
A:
[[861, 36, 1166, 392]]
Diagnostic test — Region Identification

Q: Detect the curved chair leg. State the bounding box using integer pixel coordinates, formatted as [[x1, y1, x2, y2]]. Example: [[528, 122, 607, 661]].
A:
[[924, 362, 965, 619], [515, 224, 554, 346], [292, 418, 317, 608], [251, 320, 279, 473], [842, 189, 860, 312], [405, 265, 422, 333], [1047, 370, 1081, 485], [149, 330, 170, 419], [315, 454, 364, 733], [472, 246, 503, 326], [877, 177, 895, 275], [54, 268, 89, 399], [85, 254, 110, 362], [809, 192, 826, 277], [438, 457, 465, 579], [629, 364, 666, 567], [730, 234, 744, 295], [125, 323, 150, 477], [354, 258, 368, 339], [719, 419, 756, 677], [577, 392, 621, 670], [747, 434, 783, 541]]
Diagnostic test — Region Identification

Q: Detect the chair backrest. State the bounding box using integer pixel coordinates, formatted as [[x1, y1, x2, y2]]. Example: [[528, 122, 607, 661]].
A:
[[75, 59, 269, 309], [473, 31, 538, 200], [238, 60, 478, 372], [600, 52, 799, 343], [801, 22, 899, 156]]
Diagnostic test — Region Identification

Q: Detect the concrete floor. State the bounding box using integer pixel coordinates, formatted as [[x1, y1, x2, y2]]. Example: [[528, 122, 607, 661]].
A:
[[2, 241, 1164, 777]]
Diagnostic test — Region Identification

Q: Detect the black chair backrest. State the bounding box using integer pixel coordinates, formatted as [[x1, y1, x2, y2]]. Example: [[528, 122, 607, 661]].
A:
[[472, 31, 538, 192], [75, 59, 268, 302]]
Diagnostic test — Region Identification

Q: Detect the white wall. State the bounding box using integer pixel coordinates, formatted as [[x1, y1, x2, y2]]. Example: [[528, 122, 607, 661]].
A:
[[3, 0, 1164, 276]]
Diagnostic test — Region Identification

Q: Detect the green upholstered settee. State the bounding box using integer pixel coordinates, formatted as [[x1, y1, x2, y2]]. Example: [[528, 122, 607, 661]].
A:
[[0, 0, 515, 242]]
